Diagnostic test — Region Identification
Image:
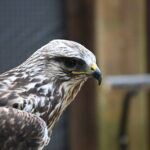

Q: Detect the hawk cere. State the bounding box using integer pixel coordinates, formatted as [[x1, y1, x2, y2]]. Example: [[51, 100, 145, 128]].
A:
[[0, 40, 102, 150]]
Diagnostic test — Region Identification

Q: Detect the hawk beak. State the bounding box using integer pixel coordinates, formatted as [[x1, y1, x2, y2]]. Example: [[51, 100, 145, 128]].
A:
[[71, 63, 102, 85], [91, 63, 102, 85]]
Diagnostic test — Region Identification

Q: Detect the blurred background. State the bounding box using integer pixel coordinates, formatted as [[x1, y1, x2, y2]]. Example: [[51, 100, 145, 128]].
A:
[[0, 0, 149, 150]]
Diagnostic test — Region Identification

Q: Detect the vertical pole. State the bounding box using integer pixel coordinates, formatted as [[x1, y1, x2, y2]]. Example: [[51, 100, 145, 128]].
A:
[[67, 0, 98, 150], [146, 0, 150, 149], [95, 0, 147, 150]]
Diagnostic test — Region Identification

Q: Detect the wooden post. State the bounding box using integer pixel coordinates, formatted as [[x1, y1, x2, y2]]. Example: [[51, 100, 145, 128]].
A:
[[95, 0, 147, 150], [67, 0, 98, 150], [146, 0, 150, 149]]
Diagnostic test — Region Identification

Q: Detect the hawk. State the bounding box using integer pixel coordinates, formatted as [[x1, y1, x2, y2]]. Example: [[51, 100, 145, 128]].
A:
[[0, 40, 102, 150]]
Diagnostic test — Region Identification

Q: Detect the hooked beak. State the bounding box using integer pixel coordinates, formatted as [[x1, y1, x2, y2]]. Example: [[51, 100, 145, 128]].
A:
[[90, 63, 102, 85], [71, 63, 102, 85]]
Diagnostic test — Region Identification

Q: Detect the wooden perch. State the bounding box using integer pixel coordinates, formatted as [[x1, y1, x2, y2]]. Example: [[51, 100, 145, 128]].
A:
[[104, 74, 150, 90]]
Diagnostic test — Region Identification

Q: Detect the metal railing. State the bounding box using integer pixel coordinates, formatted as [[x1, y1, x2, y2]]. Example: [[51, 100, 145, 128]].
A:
[[104, 75, 150, 150]]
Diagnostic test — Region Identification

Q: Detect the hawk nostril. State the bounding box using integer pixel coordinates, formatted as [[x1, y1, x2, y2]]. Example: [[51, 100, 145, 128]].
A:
[[91, 63, 97, 71]]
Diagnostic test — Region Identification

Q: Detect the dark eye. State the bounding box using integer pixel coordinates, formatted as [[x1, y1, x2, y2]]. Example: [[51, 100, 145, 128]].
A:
[[64, 59, 77, 68], [54, 57, 85, 69]]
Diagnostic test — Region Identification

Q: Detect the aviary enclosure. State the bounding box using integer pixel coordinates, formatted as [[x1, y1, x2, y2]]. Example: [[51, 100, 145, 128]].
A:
[[0, 0, 149, 150]]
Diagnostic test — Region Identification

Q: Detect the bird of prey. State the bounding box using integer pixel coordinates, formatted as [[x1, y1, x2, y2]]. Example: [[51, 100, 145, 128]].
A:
[[0, 40, 102, 150]]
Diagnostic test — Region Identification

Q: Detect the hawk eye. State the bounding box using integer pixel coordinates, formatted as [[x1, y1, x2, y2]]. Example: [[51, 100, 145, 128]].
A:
[[64, 59, 77, 68], [54, 57, 85, 70]]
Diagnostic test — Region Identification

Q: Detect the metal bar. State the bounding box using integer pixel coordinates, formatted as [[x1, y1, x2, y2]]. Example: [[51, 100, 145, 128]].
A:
[[118, 90, 139, 150], [105, 75, 150, 90]]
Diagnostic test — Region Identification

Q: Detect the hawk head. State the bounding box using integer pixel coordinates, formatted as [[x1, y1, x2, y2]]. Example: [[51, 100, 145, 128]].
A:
[[0, 39, 102, 139], [24, 40, 102, 86]]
